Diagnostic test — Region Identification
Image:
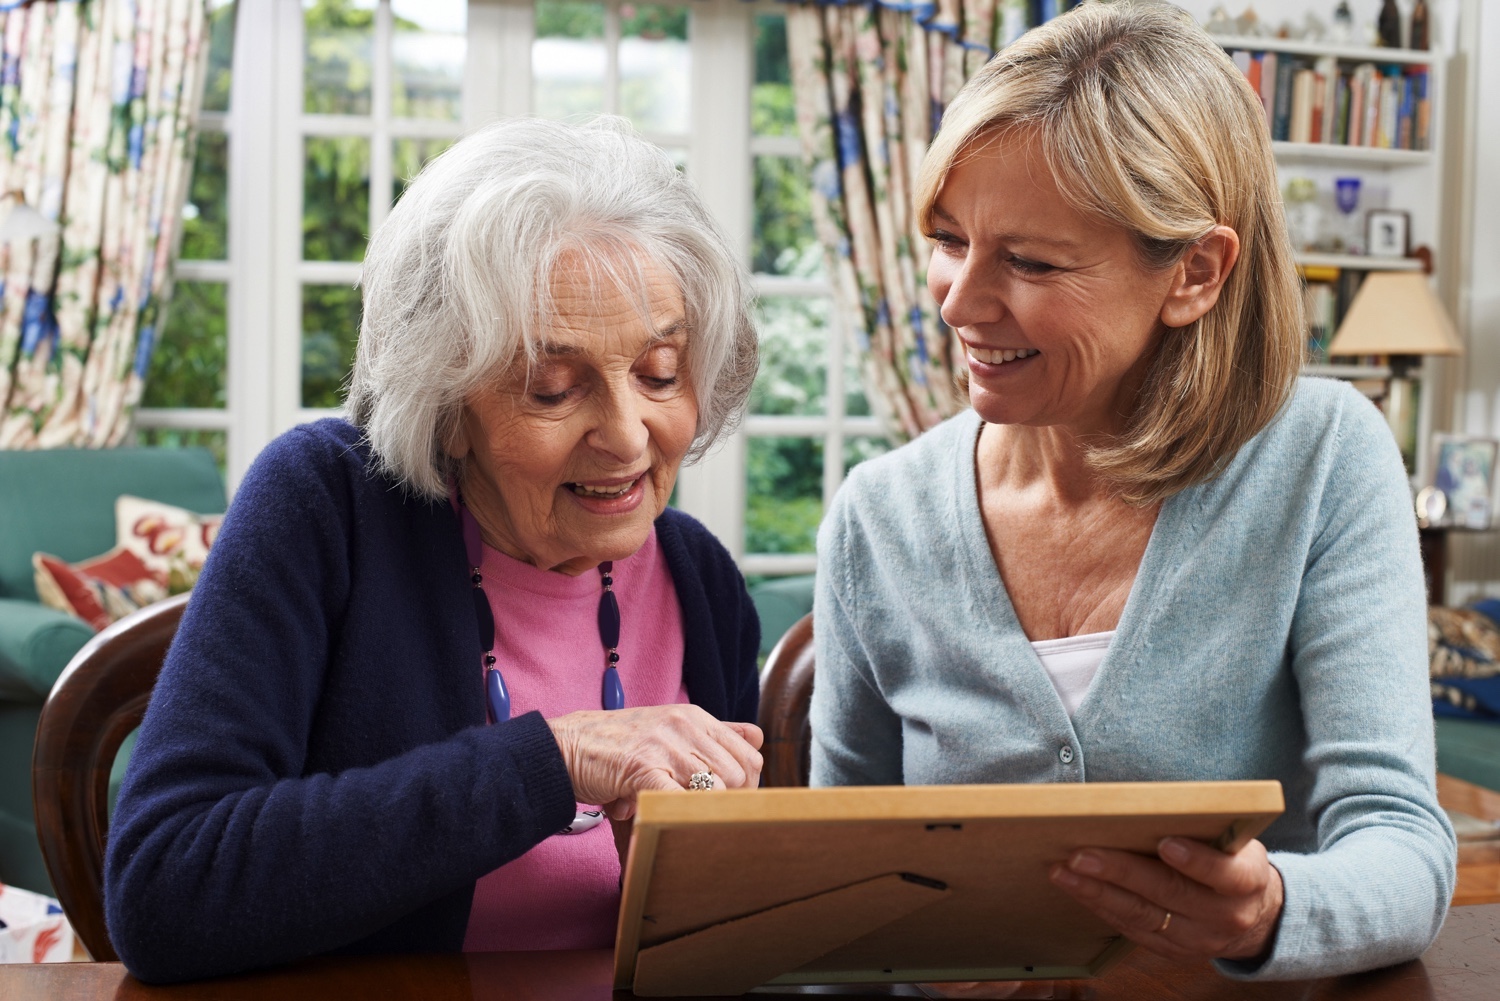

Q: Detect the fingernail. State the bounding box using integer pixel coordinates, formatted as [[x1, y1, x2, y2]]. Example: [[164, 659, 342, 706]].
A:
[[1051, 865, 1080, 888], [1159, 838, 1189, 864], [1070, 852, 1103, 876]]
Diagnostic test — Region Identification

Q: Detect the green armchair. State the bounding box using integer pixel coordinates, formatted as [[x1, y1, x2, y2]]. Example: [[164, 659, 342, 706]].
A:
[[0, 446, 225, 893]]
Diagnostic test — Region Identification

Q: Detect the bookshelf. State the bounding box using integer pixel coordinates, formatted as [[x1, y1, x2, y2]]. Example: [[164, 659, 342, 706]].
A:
[[1213, 33, 1447, 478]]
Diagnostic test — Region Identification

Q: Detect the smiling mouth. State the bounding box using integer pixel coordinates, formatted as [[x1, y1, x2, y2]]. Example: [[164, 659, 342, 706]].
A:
[[566, 477, 641, 499], [968, 346, 1040, 365]]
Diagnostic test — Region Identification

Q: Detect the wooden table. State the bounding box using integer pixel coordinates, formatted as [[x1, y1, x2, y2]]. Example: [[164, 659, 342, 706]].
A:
[[5, 904, 1499, 1000]]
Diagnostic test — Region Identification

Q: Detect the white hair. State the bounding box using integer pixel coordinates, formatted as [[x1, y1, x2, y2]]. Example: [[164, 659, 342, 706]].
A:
[[348, 116, 758, 499]]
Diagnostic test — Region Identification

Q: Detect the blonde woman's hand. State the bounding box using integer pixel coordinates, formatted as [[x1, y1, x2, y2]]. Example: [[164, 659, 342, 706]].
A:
[[546, 705, 763, 820], [1047, 837, 1284, 964]]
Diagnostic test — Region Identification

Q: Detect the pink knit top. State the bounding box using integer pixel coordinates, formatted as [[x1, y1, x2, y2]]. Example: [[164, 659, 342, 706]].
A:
[[461, 527, 688, 952]]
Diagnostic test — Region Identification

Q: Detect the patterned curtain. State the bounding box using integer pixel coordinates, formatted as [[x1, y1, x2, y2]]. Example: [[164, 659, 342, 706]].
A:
[[786, 0, 1053, 440], [0, 0, 208, 449]]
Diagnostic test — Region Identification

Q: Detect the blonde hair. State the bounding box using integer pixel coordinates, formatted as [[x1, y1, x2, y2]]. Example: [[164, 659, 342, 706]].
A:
[[916, 0, 1303, 505]]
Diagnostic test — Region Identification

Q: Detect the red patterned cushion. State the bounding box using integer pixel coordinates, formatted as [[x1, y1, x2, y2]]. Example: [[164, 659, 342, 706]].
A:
[[32, 549, 167, 631], [115, 495, 222, 592]]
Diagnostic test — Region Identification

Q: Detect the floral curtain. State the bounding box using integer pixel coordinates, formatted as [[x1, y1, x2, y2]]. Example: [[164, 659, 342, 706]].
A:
[[786, 0, 1052, 440], [0, 0, 208, 449]]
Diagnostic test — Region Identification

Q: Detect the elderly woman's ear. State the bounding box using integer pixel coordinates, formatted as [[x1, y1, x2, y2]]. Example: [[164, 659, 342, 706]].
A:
[[1159, 225, 1240, 330]]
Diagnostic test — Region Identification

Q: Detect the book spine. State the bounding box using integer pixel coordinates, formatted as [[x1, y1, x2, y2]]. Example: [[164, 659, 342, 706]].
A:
[[1317, 57, 1338, 144], [1334, 73, 1350, 145], [1363, 69, 1381, 146], [1272, 55, 1294, 142], [1398, 73, 1414, 150], [1260, 52, 1279, 131], [1414, 69, 1431, 150], [1348, 68, 1365, 145], [1248, 53, 1265, 126], [1291, 69, 1314, 144], [1379, 72, 1399, 148]]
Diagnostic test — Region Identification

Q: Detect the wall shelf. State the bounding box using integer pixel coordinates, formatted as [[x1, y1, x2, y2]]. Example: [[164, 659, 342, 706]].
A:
[[1295, 253, 1424, 271], [1211, 35, 1434, 66], [1272, 141, 1432, 166]]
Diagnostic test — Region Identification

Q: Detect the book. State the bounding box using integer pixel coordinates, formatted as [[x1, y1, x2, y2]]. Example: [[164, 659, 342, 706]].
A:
[[1259, 52, 1279, 130], [1291, 68, 1314, 143], [1334, 73, 1351, 145], [1413, 69, 1431, 149], [1271, 54, 1295, 141], [1317, 57, 1339, 144]]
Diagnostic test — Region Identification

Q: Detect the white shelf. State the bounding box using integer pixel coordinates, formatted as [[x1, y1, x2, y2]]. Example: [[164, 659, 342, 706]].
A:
[[1211, 35, 1434, 66], [1295, 253, 1424, 271], [1272, 141, 1432, 166]]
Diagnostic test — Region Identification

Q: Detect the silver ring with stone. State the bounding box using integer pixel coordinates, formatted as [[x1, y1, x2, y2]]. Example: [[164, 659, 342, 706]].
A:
[[689, 770, 715, 791]]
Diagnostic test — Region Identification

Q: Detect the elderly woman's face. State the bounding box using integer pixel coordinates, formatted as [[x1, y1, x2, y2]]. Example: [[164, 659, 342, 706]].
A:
[[449, 259, 697, 575], [926, 134, 1183, 436]]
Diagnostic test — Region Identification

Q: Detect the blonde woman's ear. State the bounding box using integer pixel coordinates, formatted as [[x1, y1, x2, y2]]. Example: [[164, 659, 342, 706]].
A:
[[1160, 225, 1241, 329]]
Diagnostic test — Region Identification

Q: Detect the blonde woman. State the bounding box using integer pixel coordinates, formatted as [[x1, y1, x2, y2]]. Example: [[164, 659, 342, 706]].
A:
[[811, 1, 1454, 980]]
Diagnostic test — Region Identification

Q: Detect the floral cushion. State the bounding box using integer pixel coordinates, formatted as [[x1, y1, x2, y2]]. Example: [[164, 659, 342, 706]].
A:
[[115, 495, 222, 593], [32, 548, 167, 631], [1430, 603, 1500, 720]]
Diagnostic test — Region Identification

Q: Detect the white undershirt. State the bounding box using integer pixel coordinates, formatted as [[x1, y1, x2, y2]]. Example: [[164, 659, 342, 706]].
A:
[[1029, 630, 1116, 717]]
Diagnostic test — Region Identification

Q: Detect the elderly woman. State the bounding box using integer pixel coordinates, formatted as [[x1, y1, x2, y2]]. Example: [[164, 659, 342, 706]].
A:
[[105, 118, 762, 982], [812, 1, 1455, 981]]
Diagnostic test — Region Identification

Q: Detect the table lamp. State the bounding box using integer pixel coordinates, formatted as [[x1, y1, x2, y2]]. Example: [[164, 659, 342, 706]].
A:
[[1325, 270, 1463, 466]]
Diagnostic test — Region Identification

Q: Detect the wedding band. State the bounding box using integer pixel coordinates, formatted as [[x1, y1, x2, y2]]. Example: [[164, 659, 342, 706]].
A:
[[688, 770, 715, 791], [1156, 910, 1173, 934]]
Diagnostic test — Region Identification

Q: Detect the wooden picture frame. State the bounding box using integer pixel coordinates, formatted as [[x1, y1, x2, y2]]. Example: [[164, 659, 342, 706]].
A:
[[1366, 209, 1411, 258], [613, 781, 1284, 997]]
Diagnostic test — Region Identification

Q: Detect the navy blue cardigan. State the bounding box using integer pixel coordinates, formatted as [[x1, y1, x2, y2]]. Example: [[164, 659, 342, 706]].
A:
[[103, 420, 760, 983]]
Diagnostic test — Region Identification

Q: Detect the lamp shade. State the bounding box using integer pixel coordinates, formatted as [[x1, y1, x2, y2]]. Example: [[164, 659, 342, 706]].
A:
[[1326, 271, 1464, 357]]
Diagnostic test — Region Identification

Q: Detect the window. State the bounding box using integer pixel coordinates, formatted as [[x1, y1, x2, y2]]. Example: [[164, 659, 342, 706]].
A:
[[136, 0, 890, 575]]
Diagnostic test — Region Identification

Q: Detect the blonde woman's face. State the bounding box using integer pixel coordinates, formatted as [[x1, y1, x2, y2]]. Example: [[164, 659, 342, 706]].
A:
[[926, 134, 1182, 437], [448, 258, 698, 576]]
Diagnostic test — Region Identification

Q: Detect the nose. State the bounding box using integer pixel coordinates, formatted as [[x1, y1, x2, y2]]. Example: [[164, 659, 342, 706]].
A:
[[932, 251, 1003, 332], [586, 383, 650, 465]]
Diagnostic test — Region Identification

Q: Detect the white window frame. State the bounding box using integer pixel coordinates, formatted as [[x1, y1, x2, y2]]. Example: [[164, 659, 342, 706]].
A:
[[135, 0, 883, 576]]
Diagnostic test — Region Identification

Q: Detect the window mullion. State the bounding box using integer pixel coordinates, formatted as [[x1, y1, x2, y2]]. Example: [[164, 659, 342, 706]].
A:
[[604, 0, 621, 115], [370, 1, 394, 235]]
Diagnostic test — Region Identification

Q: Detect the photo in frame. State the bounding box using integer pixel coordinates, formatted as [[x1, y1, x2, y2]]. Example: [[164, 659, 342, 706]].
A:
[[1430, 435, 1500, 530], [1366, 209, 1411, 259]]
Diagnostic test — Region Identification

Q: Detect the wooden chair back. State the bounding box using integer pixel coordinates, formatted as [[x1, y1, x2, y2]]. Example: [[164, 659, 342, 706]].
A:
[[757, 612, 814, 788], [31, 592, 188, 962]]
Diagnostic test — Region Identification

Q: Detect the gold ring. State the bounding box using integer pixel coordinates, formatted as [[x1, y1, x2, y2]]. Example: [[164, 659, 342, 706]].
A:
[[1156, 910, 1172, 934]]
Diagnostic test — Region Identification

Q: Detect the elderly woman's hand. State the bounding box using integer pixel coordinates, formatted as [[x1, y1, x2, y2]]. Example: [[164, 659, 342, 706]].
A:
[[1047, 837, 1284, 964], [547, 705, 764, 820]]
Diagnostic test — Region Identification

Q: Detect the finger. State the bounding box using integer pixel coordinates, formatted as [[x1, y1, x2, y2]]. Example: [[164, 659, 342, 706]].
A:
[[707, 722, 764, 788], [722, 721, 765, 750], [1049, 866, 1200, 961], [1157, 837, 1269, 899], [1064, 848, 1218, 919], [679, 735, 748, 790], [603, 799, 635, 821]]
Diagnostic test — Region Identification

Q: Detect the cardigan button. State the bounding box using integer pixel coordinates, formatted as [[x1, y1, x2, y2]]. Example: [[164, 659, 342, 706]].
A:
[[1058, 745, 1075, 765]]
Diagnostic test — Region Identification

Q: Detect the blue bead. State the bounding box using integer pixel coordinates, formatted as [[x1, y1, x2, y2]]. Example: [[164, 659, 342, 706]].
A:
[[486, 666, 511, 723], [603, 667, 625, 710], [597, 589, 620, 648]]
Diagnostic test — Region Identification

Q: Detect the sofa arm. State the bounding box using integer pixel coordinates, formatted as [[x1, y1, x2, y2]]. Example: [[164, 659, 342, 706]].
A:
[[0, 599, 94, 702]]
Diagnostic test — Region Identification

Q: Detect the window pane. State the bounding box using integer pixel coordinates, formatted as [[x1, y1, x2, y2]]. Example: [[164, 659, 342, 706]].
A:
[[304, 0, 376, 115], [181, 131, 228, 260], [753, 13, 794, 137], [202, 0, 237, 114], [302, 284, 362, 408], [746, 436, 822, 555], [391, 0, 465, 120], [753, 155, 822, 277], [752, 297, 828, 416], [393, 138, 454, 205], [534, 1, 606, 120], [844, 435, 891, 475], [304, 136, 370, 262], [135, 429, 229, 472], [144, 282, 228, 409], [620, 4, 689, 134]]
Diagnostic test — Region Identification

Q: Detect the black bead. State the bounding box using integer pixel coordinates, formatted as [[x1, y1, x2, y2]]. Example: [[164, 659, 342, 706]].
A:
[[608, 651, 620, 664], [471, 572, 483, 585], [484, 654, 497, 666], [601, 575, 613, 588], [597, 589, 621, 648]]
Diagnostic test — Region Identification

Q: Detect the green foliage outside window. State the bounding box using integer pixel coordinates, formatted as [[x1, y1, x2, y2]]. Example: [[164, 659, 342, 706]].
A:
[[144, 282, 228, 409], [302, 284, 362, 408]]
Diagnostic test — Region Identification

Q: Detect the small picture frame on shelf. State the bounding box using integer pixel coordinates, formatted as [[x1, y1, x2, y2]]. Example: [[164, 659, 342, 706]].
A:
[[1366, 209, 1411, 259], [1430, 435, 1500, 530]]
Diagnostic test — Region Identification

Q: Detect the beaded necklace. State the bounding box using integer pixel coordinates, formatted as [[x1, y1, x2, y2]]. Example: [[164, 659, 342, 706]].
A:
[[459, 499, 625, 835]]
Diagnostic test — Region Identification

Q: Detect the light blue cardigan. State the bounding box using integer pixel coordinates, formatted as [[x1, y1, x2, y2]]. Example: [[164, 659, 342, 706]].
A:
[[811, 377, 1456, 980]]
